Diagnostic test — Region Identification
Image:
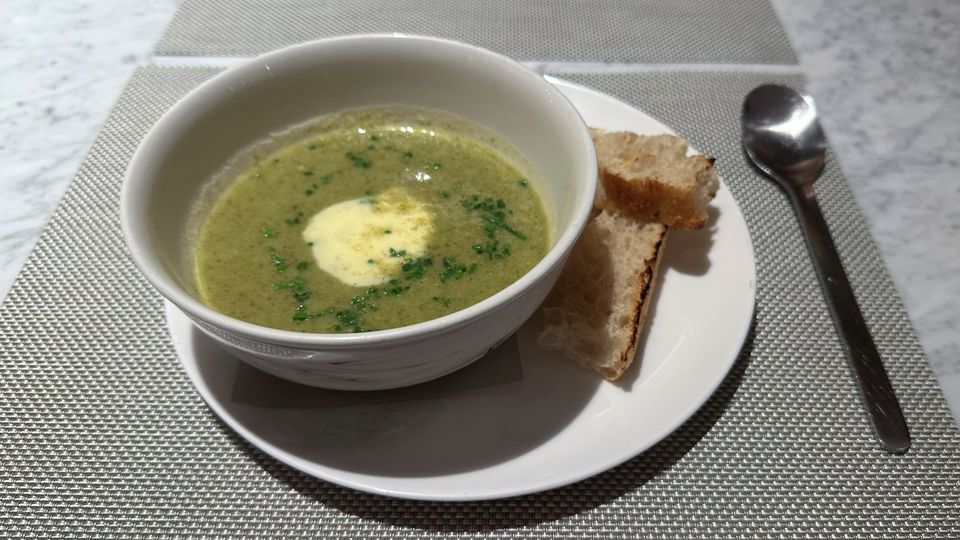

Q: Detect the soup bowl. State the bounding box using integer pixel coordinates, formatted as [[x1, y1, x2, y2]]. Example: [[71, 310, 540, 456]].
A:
[[121, 35, 596, 390]]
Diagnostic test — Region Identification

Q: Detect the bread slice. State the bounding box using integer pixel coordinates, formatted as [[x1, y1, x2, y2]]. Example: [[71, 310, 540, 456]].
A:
[[537, 209, 668, 380], [538, 128, 718, 380], [591, 128, 719, 229]]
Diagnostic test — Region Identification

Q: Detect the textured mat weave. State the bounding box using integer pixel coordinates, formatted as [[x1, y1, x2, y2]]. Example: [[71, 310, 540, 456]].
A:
[[155, 0, 797, 64], [2, 67, 958, 538]]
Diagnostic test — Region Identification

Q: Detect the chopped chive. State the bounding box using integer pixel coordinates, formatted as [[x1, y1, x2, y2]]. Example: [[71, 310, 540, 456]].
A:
[[269, 249, 286, 273], [460, 195, 527, 239], [439, 256, 475, 283], [384, 278, 410, 296], [262, 227, 277, 238], [401, 257, 432, 280], [473, 239, 512, 260], [346, 151, 373, 168], [273, 277, 306, 290]]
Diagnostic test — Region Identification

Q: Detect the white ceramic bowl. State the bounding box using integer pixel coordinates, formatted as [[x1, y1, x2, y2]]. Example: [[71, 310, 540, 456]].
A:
[[121, 35, 596, 390]]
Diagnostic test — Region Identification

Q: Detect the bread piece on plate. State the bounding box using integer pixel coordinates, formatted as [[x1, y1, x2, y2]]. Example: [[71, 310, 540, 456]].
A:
[[537, 209, 668, 381], [590, 128, 719, 230]]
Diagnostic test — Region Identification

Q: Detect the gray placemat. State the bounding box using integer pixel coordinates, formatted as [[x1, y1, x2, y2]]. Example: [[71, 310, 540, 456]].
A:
[[155, 0, 798, 64], [2, 67, 958, 538]]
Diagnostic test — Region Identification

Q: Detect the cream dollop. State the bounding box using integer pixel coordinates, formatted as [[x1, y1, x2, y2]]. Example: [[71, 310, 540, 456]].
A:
[[302, 187, 433, 287]]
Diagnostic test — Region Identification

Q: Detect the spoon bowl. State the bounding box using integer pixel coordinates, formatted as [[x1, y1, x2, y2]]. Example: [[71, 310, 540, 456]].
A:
[[741, 84, 910, 454], [742, 84, 827, 189]]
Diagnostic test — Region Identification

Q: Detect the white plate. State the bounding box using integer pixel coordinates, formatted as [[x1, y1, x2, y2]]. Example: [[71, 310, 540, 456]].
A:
[[168, 78, 757, 501]]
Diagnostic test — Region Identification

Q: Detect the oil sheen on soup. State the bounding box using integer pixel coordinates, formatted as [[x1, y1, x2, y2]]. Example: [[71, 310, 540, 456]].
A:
[[194, 107, 550, 333]]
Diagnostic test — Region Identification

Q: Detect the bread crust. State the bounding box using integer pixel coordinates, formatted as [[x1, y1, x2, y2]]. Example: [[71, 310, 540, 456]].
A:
[[610, 228, 667, 379]]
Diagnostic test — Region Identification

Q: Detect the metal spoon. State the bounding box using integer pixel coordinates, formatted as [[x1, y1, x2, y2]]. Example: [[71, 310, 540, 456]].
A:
[[741, 84, 910, 454]]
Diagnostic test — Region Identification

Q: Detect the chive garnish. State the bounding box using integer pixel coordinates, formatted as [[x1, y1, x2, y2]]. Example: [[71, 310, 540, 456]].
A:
[[401, 257, 432, 280], [384, 279, 409, 296], [439, 256, 477, 283], [285, 212, 304, 225], [273, 277, 305, 290], [473, 239, 512, 260], [461, 195, 527, 239], [269, 249, 286, 273], [346, 151, 373, 168]]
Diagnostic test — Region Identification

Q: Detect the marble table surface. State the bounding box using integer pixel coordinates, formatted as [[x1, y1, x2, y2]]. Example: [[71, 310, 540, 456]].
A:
[[3, 0, 958, 425]]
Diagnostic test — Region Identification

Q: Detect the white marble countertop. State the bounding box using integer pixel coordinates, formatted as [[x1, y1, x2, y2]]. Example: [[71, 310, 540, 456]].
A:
[[3, 0, 958, 424]]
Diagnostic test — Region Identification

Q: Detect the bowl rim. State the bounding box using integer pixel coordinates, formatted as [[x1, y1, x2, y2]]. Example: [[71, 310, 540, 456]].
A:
[[120, 33, 597, 349]]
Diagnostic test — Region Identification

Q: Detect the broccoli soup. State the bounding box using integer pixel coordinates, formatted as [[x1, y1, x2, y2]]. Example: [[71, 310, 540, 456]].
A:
[[194, 107, 550, 333]]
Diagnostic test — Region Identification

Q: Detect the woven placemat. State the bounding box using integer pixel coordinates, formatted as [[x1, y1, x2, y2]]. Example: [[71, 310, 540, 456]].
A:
[[155, 0, 797, 64], [2, 67, 958, 538]]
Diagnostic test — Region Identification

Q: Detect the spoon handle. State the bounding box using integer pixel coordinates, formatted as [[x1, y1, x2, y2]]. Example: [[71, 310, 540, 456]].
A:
[[788, 186, 910, 453]]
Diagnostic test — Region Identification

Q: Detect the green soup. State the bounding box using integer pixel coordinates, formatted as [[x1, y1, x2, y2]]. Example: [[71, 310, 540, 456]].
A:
[[194, 107, 550, 333]]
